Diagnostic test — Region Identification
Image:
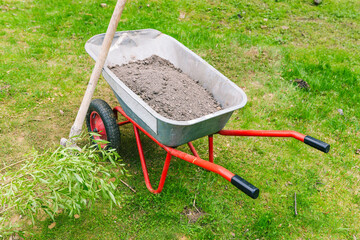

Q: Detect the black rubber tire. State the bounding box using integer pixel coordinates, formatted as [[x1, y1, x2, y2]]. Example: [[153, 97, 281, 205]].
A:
[[86, 99, 121, 154]]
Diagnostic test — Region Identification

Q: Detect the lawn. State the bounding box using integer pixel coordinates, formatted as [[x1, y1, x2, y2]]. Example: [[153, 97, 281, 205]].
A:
[[1, 0, 359, 239]]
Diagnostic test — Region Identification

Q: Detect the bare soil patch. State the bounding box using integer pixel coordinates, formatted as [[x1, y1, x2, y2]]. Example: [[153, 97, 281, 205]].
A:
[[108, 55, 222, 121], [182, 206, 205, 223]]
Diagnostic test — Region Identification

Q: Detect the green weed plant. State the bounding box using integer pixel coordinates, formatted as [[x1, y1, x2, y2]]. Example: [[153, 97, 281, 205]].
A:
[[0, 135, 126, 238]]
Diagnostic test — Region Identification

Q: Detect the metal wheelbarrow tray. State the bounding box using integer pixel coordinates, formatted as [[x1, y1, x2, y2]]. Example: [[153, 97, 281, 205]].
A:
[[85, 29, 330, 199], [85, 29, 247, 147]]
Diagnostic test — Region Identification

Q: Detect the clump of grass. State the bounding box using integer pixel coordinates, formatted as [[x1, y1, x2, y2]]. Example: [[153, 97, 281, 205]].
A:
[[0, 136, 126, 237]]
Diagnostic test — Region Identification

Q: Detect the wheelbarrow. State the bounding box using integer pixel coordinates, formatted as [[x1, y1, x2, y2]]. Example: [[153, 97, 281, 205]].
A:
[[84, 29, 330, 199]]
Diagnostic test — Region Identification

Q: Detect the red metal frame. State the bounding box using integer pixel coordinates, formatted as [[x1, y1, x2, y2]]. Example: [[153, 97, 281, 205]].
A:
[[112, 106, 314, 195]]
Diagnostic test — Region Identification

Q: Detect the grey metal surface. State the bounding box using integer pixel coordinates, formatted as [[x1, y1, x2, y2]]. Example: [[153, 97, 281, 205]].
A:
[[85, 29, 247, 147]]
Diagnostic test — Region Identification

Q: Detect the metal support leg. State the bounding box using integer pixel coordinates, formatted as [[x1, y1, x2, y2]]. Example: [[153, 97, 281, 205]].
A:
[[187, 142, 200, 158], [133, 125, 172, 194], [208, 134, 214, 163]]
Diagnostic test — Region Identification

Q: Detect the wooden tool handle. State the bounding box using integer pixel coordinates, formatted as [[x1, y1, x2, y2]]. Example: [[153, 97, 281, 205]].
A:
[[69, 0, 127, 138]]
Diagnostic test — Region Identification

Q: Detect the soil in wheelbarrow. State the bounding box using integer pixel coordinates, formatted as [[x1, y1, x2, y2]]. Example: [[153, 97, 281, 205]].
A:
[[108, 55, 222, 121]]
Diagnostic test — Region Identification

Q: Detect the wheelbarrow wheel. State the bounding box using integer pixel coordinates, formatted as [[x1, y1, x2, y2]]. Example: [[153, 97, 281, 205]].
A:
[[86, 99, 121, 154]]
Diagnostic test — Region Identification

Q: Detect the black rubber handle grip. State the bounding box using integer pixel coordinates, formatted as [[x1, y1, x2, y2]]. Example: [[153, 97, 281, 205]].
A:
[[304, 136, 330, 153], [231, 175, 259, 199]]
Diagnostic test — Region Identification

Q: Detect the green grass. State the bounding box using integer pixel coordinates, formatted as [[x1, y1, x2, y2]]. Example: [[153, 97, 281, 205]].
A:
[[1, 0, 359, 239]]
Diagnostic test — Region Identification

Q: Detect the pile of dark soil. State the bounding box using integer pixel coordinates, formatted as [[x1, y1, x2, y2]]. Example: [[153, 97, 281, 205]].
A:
[[109, 55, 222, 121]]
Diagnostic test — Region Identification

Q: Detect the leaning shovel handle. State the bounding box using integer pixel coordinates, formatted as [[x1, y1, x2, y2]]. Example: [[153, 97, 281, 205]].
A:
[[69, 0, 127, 138]]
